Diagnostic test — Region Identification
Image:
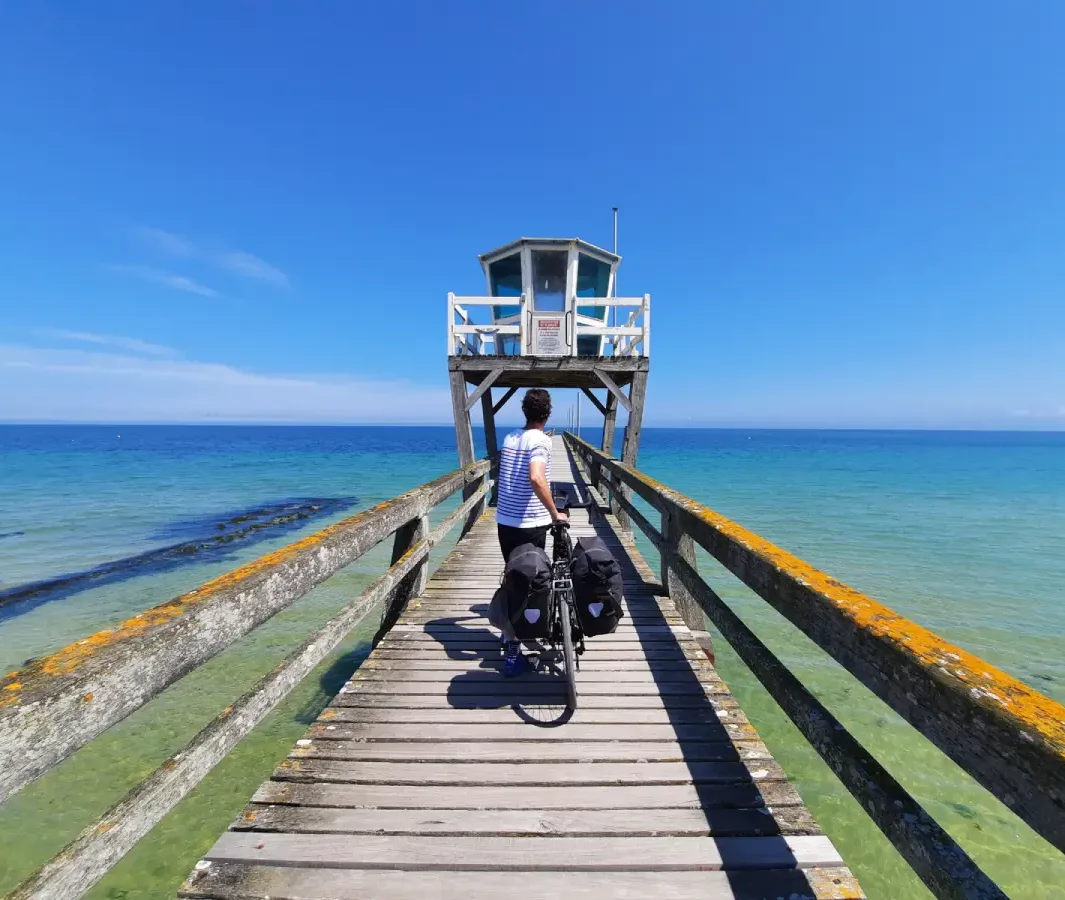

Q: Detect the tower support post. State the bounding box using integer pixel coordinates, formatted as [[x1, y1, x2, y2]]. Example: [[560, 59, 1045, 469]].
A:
[[449, 370, 484, 536], [615, 369, 647, 531], [481, 388, 499, 507]]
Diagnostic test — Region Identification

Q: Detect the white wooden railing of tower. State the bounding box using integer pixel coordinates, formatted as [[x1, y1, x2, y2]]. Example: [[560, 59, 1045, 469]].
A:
[[447, 292, 651, 357]]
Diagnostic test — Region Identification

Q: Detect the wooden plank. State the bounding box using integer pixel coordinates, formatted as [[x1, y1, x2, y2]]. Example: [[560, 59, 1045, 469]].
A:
[[393, 611, 683, 623], [290, 740, 771, 763], [251, 780, 807, 811], [233, 804, 820, 837], [419, 597, 675, 611], [399, 612, 679, 624], [202, 832, 843, 870], [464, 367, 503, 412], [408, 597, 667, 608], [449, 369, 476, 468], [327, 693, 740, 710], [310, 721, 759, 744], [594, 367, 632, 412], [492, 385, 518, 415], [359, 659, 715, 674], [367, 647, 706, 662], [378, 631, 700, 644], [271, 758, 787, 786], [580, 386, 609, 417], [338, 681, 728, 697], [349, 669, 722, 684], [181, 864, 866, 900], [308, 705, 743, 726]]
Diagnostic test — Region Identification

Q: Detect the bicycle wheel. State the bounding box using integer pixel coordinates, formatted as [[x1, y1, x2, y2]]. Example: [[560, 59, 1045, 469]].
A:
[[560, 593, 578, 710]]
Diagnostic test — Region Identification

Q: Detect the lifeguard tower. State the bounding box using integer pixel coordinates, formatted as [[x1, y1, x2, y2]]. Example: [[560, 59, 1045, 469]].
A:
[[447, 237, 651, 478]]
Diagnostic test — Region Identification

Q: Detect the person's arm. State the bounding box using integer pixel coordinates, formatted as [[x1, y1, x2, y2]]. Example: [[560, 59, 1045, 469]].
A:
[[529, 458, 567, 522]]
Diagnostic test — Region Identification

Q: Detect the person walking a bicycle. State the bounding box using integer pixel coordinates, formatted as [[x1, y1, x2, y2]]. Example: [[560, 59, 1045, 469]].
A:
[[495, 388, 567, 676]]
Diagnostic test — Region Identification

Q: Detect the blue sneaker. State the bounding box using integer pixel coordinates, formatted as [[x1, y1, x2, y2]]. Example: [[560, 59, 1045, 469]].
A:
[[502, 640, 527, 677]]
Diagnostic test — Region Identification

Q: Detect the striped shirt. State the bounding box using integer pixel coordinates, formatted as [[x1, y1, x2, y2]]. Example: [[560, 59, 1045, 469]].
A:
[[495, 428, 553, 528]]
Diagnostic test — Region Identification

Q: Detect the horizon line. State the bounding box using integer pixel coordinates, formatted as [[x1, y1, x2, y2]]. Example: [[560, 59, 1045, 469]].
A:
[[2, 421, 1064, 434]]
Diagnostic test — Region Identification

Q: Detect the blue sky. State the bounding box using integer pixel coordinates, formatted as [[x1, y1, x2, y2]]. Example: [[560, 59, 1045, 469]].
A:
[[1, 2, 1063, 428]]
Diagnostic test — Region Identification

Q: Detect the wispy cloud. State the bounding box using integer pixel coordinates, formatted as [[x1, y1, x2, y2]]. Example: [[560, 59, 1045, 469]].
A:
[[216, 251, 290, 287], [0, 339, 450, 423], [1012, 406, 1065, 419], [108, 264, 220, 298], [136, 226, 193, 257], [134, 225, 289, 288], [38, 330, 178, 358]]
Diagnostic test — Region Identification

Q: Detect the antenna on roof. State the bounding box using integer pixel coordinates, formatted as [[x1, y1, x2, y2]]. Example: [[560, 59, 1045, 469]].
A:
[[612, 207, 619, 329]]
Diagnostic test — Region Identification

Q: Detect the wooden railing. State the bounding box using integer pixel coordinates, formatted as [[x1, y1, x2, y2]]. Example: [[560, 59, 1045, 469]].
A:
[[0, 460, 491, 900], [447, 293, 650, 357], [564, 432, 1065, 900]]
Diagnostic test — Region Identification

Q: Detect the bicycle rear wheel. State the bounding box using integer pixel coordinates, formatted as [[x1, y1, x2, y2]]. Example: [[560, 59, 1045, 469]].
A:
[[560, 594, 578, 710]]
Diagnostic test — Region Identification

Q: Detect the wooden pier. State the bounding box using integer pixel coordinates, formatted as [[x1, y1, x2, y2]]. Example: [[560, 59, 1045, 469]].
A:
[[179, 437, 862, 899]]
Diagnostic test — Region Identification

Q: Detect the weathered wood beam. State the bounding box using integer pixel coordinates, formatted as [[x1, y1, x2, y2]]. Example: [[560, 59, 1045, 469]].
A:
[[492, 386, 518, 415], [601, 391, 618, 457], [593, 367, 632, 412], [8, 481, 490, 900], [588, 468, 1005, 900], [579, 387, 608, 417], [621, 369, 647, 468], [464, 368, 503, 412], [481, 390, 500, 508], [373, 515, 430, 645], [661, 508, 702, 631], [0, 459, 490, 805], [449, 370, 476, 468], [564, 433, 1065, 855]]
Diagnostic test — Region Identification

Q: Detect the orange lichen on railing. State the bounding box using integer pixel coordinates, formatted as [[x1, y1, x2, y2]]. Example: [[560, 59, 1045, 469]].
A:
[[0, 493, 412, 707]]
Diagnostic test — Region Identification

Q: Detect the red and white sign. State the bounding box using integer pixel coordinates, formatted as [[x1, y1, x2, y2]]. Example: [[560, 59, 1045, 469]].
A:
[[532, 315, 565, 356]]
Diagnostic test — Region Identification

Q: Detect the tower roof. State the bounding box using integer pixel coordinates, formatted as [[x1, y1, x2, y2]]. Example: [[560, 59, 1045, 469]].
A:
[[478, 237, 620, 265]]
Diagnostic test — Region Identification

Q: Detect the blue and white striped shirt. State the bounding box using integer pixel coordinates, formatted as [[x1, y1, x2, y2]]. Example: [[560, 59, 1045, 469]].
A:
[[496, 428, 553, 528]]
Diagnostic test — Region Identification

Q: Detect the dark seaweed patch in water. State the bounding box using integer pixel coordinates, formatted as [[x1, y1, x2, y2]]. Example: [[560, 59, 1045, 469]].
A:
[[0, 497, 359, 621]]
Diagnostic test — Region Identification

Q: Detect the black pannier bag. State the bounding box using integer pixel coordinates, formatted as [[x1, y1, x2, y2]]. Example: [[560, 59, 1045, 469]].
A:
[[570, 536, 624, 636], [491, 542, 552, 640]]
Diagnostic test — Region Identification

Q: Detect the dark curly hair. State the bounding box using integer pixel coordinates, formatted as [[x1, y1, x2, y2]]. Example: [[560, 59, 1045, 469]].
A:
[[522, 388, 552, 424]]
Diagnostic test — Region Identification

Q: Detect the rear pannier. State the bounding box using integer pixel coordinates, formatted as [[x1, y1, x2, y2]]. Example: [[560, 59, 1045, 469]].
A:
[[489, 543, 552, 640]]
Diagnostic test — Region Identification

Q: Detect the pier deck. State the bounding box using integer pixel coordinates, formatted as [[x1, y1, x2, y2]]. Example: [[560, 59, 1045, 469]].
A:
[[180, 437, 862, 899]]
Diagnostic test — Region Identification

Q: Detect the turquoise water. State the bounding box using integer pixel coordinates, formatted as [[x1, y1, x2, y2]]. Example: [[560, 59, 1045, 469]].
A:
[[1, 425, 1064, 897]]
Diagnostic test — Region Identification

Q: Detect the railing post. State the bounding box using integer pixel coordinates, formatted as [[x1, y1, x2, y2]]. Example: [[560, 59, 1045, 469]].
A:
[[447, 292, 455, 356], [375, 512, 431, 644], [462, 470, 489, 538], [661, 508, 704, 632], [389, 514, 430, 612]]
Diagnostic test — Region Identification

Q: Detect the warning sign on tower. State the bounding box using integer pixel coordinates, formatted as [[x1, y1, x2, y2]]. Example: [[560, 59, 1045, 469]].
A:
[[532, 315, 565, 356]]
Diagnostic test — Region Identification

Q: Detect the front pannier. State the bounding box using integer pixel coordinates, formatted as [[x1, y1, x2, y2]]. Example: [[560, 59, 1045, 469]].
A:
[[570, 536, 624, 636]]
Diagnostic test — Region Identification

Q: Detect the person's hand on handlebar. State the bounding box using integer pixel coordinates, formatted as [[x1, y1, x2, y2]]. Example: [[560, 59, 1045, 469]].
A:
[[553, 510, 569, 524]]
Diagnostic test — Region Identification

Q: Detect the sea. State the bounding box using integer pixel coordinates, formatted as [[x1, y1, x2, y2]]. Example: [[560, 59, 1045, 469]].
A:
[[1, 425, 1063, 899]]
